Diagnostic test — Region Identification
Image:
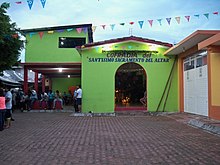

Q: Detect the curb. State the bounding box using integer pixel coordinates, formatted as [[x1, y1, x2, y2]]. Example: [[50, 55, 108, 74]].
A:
[[188, 119, 220, 135]]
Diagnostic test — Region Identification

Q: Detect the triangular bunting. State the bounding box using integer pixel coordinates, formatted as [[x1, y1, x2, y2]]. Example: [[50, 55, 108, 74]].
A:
[[119, 23, 125, 26], [27, 0, 34, 10], [67, 28, 73, 32], [185, 16, 190, 22], [40, 0, 46, 8], [175, 17, 180, 24], [83, 27, 88, 33], [213, 12, 218, 15], [166, 18, 171, 25], [76, 28, 82, 33], [38, 32, 44, 39], [92, 26, 97, 32], [129, 22, 134, 25], [48, 31, 54, 34], [29, 32, 36, 38], [204, 13, 209, 19], [15, 1, 22, 4], [110, 24, 115, 31], [12, 34, 18, 39], [101, 25, 106, 30], [194, 14, 200, 18], [138, 21, 144, 29], [148, 20, 153, 27], [157, 19, 162, 26], [56, 30, 64, 33]]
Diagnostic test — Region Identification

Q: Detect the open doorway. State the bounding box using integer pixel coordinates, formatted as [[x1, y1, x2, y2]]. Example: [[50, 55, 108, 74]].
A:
[[115, 63, 147, 111]]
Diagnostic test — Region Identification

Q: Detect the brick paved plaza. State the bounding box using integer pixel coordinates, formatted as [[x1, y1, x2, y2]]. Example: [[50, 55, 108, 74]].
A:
[[0, 112, 220, 165]]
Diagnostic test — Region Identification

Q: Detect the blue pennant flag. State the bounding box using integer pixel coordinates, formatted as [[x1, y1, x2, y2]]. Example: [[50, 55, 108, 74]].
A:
[[110, 24, 115, 31], [27, 0, 33, 10], [40, 0, 46, 8], [138, 21, 144, 29]]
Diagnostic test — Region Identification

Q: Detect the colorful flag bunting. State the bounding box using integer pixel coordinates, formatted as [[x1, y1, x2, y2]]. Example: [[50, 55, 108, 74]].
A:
[[38, 32, 44, 39], [101, 25, 106, 30], [166, 18, 171, 25], [48, 31, 54, 34], [92, 26, 97, 32], [138, 21, 144, 29], [119, 23, 125, 26], [56, 30, 64, 33], [12, 34, 18, 39], [148, 20, 153, 27], [110, 24, 115, 31], [185, 16, 190, 22], [194, 14, 200, 18], [29, 32, 36, 38], [129, 22, 134, 25], [40, 0, 46, 8], [83, 27, 88, 33], [15, 1, 22, 4], [27, 0, 34, 10], [157, 19, 162, 26], [204, 13, 209, 19], [213, 12, 218, 15], [76, 28, 82, 33], [175, 17, 180, 24], [67, 28, 73, 32]]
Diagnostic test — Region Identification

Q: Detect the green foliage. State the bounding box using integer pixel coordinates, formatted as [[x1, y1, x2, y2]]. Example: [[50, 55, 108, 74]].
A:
[[0, 2, 24, 72]]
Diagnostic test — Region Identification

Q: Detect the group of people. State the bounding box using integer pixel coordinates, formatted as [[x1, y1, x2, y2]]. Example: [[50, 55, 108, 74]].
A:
[[0, 87, 14, 131]]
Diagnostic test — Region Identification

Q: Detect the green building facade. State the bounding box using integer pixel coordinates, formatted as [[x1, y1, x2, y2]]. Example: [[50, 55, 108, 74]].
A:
[[22, 24, 178, 113]]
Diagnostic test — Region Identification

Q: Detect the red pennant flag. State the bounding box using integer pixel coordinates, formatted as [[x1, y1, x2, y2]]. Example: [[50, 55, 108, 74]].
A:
[[101, 25, 106, 29], [12, 34, 18, 39], [148, 20, 153, 27], [129, 22, 134, 25], [185, 16, 190, 22], [15, 1, 22, 4], [38, 32, 44, 39], [213, 12, 219, 15]]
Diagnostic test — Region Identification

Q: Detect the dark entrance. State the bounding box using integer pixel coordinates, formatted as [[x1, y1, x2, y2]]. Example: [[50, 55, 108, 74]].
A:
[[115, 63, 147, 111]]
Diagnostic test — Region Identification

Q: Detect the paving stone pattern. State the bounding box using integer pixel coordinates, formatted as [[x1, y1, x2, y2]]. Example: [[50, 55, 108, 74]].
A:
[[0, 112, 220, 165]]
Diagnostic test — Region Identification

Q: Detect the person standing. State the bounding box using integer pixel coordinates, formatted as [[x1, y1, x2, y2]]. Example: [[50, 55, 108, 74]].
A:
[[76, 85, 82, 113], [73, 88, 78, 112], [0, 88, 6, 131], [5, 87, 12, 128]]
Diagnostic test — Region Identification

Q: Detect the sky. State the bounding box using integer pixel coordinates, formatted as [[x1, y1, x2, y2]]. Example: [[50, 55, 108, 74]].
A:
[[2, 0, 220, 44]]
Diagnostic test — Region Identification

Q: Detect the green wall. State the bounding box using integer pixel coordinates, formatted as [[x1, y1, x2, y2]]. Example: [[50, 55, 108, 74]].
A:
[[81, 41, 178, 113], [25, 30, 88, 62], [51, 77, 81, 94]]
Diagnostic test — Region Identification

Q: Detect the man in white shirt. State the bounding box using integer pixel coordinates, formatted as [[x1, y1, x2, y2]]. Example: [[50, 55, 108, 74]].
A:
[[5, 87, 12, 128], [76, 85, 82, 113]]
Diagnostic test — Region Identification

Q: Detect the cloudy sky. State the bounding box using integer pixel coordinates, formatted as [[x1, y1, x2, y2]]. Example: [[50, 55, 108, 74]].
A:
[[3, 0, 220, 44]]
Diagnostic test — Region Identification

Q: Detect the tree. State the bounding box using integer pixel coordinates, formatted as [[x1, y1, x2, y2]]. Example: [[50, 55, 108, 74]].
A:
[[0, 2, 24, 73]]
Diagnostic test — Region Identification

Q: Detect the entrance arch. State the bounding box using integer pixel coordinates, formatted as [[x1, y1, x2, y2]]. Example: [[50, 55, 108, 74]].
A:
[[115, 62, 147, 111]]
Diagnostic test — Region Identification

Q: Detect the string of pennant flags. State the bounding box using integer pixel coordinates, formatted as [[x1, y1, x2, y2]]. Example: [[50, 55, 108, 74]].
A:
[[24, 10, 218, 40], [9, 0, 46, 9], [92, 11, 219, 32]]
